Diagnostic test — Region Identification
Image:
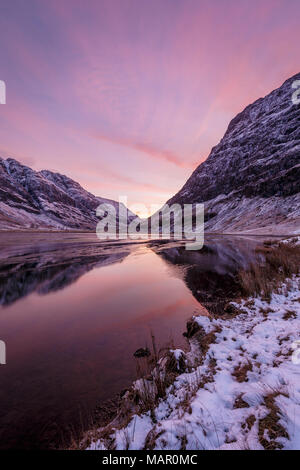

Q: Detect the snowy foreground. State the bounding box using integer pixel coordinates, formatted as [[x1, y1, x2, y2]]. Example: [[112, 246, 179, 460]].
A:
[[86, 275, 300, 451]]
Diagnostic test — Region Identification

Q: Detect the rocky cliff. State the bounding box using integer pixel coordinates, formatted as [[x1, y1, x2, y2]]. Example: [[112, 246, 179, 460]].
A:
[[168, 73, 300, 234]]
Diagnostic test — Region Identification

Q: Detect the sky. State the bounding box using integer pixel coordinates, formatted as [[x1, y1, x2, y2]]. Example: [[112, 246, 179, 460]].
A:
[[0, 0, 299, 217]]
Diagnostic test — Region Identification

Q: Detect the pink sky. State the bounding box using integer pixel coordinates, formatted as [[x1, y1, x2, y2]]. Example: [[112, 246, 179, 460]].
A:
[[0, 0, 299, 215]]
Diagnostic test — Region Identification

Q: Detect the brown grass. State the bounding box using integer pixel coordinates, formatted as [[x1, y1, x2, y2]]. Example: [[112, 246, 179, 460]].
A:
[[283, 310, 297, 320], [233, 394, 250, 409], [232, 361, 253, 383], [259, 306, 274, 318], [238, 242, 300, 300], [258, 392, 289, 450], [241, 414, 256, 432], [144, 429, 165, 450]]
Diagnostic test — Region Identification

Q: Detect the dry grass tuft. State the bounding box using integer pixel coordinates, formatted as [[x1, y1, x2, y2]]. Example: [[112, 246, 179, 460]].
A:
[[283, 309, 297, 320], [232, 361, 253, 383], [233, 394, 250, 409], [258, 392, 289, 450], [241, 414, 256, 432], [238, 242, 300, 299]]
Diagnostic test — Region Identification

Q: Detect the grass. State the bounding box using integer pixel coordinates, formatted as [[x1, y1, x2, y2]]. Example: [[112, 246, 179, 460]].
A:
[[238, 242, 300, 300], [233, 394, 250, 409], [232, 361, 253, 383], [283, 309, 297, 320], [258, 392, 289, 450]]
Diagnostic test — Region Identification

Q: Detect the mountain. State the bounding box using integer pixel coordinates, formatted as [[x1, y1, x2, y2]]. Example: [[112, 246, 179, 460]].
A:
[[0, 157, 135, 230], [168, 73, 300, 235]]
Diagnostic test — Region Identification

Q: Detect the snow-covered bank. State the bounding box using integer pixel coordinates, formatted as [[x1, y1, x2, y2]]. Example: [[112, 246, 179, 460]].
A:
[[83, 270, 300, 451]]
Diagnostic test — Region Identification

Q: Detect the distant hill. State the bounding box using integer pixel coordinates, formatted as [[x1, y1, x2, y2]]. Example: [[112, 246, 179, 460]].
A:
[[0, 157, 135, 230]]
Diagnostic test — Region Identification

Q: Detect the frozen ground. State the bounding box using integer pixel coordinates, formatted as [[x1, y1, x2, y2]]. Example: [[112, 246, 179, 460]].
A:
[[85, 272, 300, 450]]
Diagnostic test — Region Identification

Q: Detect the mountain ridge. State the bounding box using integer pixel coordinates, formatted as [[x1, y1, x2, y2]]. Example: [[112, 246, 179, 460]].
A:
[[167, 72, 300, 235], [0, 157, 135, 231]]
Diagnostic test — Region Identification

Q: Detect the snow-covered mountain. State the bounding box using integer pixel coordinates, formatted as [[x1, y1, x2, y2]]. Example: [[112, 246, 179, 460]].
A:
[[168, 73, 300, 235], [0, 157, 135, 230]]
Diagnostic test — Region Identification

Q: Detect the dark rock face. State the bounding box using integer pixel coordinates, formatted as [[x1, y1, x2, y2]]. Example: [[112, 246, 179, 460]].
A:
[[0, 158, 135, 230], [168, 73, 300, 234]]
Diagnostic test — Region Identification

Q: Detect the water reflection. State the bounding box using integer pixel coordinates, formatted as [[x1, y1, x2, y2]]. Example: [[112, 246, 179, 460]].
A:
[[0, 234, 260, 309], [0, 243, 130, 306], [0, 234, 264, 449], [0, 234, 203, 449], [150, 236, 260, 313]]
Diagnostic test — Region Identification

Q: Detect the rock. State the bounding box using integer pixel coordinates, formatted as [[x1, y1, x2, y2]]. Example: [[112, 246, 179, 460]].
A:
[[133, 347, 151, 358]]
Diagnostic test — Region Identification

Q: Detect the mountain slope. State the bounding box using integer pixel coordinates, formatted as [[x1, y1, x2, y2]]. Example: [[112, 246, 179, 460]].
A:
[[168, 72, 300, 234], [0, 157, 134, 230]]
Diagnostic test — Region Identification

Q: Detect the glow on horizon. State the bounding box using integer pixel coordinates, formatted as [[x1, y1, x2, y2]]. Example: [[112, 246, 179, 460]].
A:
[[0, 0, 299, 209]]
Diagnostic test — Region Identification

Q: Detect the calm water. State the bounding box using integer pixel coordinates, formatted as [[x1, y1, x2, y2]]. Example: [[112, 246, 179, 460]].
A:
[[0, 233, 263, 449]]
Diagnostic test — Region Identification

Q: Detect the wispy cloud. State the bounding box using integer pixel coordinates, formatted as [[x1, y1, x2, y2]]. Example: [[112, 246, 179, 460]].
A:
[[0, 0, 299, 208], [92, 133, 195, 168]]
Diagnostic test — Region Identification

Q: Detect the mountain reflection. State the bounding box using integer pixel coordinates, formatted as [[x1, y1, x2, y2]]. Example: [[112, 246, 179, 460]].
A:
[[0, 235, 261, 309], [149, 237, 260, 314], [0, 241, 130, 306]]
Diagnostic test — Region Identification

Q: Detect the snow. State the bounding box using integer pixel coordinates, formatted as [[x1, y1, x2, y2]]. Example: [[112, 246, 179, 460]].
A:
[[193, 315, 215, 334], [0, 156, 137, 231], [86, 275, 300, 450], [169, 349, 187, 371], [167, 72, 300, 236]]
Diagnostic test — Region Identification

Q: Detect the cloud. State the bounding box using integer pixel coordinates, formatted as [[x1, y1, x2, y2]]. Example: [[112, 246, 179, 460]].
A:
[[92, 133, 195, 168], [0, 0, 299, 208]]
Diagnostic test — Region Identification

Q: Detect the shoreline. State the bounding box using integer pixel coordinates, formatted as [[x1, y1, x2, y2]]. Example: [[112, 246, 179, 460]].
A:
[[81, 276, 300, 451], [78, 238, 300, 451]]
